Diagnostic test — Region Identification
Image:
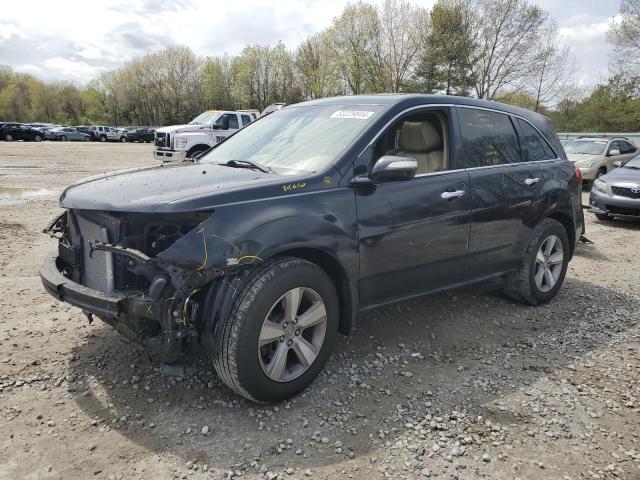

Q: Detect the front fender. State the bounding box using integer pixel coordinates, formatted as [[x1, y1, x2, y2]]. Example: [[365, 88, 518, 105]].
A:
[[157, 188, 358, 279]]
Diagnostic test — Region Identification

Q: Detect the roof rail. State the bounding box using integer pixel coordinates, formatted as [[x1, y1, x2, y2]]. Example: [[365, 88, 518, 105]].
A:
[[576, 135, 629, 140]]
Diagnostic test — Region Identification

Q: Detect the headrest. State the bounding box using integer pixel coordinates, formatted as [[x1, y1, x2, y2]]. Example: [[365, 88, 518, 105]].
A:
[[398, 121, 441, 152]]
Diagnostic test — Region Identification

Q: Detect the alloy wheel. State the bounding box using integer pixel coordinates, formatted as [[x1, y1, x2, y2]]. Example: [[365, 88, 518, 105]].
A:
[[534, 234, 564, 292], [258, 287, 327, 383]]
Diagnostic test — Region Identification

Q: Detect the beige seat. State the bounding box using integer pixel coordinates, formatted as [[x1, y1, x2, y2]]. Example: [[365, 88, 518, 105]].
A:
[[389, 121, 444, 173]]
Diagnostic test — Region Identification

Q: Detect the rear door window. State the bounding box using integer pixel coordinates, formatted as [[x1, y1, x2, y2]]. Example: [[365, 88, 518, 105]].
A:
[[241, 114, 252, 126], [457, 108, 521, 168], [619, 140, 636, 154], [516, 118, 556, 161]]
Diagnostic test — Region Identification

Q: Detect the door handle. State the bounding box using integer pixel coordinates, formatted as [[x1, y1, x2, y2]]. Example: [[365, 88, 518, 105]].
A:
[[441, 190, 465, 200], [524, 177, 540, 186]]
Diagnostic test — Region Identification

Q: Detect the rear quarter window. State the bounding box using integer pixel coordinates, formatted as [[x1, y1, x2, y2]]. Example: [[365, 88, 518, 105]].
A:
[[457, 108, 521, 168], [516, 118, 556, 161]]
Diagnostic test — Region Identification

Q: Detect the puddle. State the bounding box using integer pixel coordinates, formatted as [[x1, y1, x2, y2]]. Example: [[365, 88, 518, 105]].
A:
[[0, 186, 57, 205]]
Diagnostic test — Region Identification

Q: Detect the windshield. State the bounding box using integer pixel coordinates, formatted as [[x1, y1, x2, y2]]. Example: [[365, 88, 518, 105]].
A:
[[564, 139, 606, 155], [623, 154, 640, 168], [189, 111, 221, 125], [200, 104, 384, 172]]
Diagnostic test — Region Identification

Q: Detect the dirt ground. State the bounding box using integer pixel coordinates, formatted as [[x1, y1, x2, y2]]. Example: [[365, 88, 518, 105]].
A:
[[0, 142, 638, 480]]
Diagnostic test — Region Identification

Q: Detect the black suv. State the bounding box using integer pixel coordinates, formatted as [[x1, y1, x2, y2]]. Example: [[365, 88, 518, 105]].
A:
[[125, 127, 155, 143], [40, 95, 584, 403]]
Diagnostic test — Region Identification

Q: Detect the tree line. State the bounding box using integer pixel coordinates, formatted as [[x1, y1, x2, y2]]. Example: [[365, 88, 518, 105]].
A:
[[0, 0, 639, 133]]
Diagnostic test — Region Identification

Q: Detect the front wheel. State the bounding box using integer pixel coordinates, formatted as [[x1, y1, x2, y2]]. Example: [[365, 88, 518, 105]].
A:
[[5, 134, 12, 141], [60, 135, 67, 142], [100, 136, 107, 142], [503, 218, 569, 305], [83, 136, 90, 142], [120, 136, 127, 143], [212, 257, 339, 403]]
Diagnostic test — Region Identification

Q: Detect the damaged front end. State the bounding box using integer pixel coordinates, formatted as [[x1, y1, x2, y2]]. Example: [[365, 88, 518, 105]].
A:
[[40, 209, 261, 363]]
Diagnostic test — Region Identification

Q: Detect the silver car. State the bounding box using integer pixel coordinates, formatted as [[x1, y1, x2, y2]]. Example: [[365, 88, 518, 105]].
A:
[[588, 154, 640, 220], [564, 136, 637, 184], [49, 127, 91, 142]]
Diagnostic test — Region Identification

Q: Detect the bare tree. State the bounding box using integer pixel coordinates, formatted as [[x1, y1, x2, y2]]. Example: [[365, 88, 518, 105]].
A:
[[608, 0, 640, 77], [469, 0, 548, 100], [326, 2, 382, 94], [529, 21, 576, 111], [295, 33, 341, 99], [379, 0, 428, 92]]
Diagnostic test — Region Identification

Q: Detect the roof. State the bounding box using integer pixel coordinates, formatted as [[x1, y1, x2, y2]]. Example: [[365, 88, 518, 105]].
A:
[[294, 93, 549, 124]]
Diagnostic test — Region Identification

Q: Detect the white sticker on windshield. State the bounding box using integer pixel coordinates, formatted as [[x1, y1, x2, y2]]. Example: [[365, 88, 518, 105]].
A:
[[330, 110, 375, 119]]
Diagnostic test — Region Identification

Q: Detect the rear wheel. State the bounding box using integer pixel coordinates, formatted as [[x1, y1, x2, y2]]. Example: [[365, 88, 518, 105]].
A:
[[60, 135, 67, 142], [34, 134, 42, 142], [212, 257, 339, 403], [83, 136, 90, 142], [596, 167, 606, 179], [503, 218, 569, 305], [120, 136, 127, 143], [100, 135, 107, 142]]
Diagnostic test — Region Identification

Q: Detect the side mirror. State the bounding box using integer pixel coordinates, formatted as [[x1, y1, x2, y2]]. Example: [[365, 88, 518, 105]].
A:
[[370, 155, 417, 182], [608, 149, 620, 157], [614, 160, 623, 167]]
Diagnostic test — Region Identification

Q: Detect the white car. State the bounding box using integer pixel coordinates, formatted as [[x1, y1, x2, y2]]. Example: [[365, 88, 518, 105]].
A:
[[564, 136, 637, 184], [153, 110, 255, 162]]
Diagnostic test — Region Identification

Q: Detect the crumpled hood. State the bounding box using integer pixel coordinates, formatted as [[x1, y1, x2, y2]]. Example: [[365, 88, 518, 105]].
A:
[[155, 124, 212, 135], [59, 163, 280, 212]]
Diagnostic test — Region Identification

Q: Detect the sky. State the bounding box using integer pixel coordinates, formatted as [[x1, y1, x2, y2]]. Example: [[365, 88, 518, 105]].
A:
[[0, 0, 623, 87]]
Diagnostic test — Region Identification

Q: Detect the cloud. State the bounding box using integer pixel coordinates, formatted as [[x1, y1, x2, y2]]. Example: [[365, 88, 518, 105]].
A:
[[0, 0, 622, 88]]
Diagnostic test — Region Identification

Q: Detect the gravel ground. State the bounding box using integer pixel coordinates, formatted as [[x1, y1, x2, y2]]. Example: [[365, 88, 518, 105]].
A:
[[0, 142, 638, 480]]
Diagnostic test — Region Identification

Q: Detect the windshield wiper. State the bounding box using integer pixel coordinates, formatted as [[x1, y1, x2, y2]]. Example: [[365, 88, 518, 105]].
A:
[[220, 159, 274, 174]]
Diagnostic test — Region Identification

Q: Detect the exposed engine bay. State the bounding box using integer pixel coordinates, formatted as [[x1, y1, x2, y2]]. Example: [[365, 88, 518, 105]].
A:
[[43, 208, 258, 363]]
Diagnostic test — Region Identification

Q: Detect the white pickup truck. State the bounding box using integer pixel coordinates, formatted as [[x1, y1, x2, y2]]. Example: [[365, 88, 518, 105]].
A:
[[153, 110, 256, 162]]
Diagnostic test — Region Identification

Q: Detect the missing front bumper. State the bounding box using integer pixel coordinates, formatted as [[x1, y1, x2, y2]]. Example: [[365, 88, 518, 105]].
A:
[[40, 255, 188, 362]]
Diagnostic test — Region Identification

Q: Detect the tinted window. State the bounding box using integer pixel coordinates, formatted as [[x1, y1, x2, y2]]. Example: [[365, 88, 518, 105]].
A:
[[516, 118, 556, 161], [619, 141, 636, 154], [457, 108, 520, 167], [241, 114, 252, 126], [225, 114, 239, 130]]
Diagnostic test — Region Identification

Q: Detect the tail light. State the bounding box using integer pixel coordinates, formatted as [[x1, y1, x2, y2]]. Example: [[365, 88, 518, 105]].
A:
[[575, 167, 583, 185]]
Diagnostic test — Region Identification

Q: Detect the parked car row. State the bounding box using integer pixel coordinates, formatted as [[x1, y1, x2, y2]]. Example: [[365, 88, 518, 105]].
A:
[[0, 122, 156, 143]]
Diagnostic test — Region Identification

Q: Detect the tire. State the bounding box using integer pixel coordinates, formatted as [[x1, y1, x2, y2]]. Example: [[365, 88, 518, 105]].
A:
[[595, 213, 612, 221], [212, 257, 339, 403], [120, 136, 127, 143], [5, 134, 12, 141], [186, 147, 208, 160], [83, 136, 90, 142], [596, 167, 606, 179], [100, 136, 107, 142], [503, 218, 569, 306], [34, 134, 42, 142], [60, 135, 67, 142]]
